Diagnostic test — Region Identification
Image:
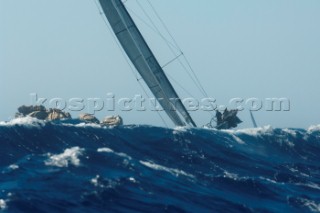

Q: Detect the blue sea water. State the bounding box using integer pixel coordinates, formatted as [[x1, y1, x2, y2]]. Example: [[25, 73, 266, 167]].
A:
[[0, 117, 320, 213]]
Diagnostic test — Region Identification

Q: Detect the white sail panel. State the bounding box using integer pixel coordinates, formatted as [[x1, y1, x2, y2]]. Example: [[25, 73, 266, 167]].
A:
[[99, 0, 196, 127]]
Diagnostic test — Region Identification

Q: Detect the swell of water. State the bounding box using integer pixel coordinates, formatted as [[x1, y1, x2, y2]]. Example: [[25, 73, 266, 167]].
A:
[[0, 117, 320, 212]]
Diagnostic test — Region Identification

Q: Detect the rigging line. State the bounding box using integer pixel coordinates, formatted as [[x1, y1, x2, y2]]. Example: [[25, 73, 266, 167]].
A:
[[93, 0, 138, 81], [137, 78, 170, 128], [136, 0, 207, 100], [181, 55, 209, 98], [94, 0, 168, 127], [166, 65, 214, 117], [168, 72, 216, 125], [163, 53, 214, 116], [164, 65, 213, 116], [135, 0, 179, 51], [136, 0, 213, 116], [141, 0, 213, 117], [161, 52, 183, 69], [177, 57, 210, 99], [134, 0, 183, 66], [146, 0, 209, 98], [146, 0, 181, 53], [92, 0, 169, 128], [166, 73, 196, 99], [117, 1, 192, 126], [126, 7, 179, 52]]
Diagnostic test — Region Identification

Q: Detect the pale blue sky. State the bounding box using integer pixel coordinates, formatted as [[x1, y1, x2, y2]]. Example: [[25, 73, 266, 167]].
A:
[[1, 0, 320, 128]]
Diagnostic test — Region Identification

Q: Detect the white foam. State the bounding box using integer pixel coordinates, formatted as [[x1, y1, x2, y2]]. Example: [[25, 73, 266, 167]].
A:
[[128, 177, 137, 183], [300, 198, 320, 212], [8, 165, 19, 170], [98, 147, 132, 160], [0, 199, 6, 210], [173, 126, 188, 134], [227, 125, 274, 136], [91, 175, 101, 187], [296, 182, 320, 190], [140, 160, 194, 178], [258, 176, 288, 186], [0, 117, 45, 128], [223, 171, 240, 180], [231, 135, 245, 144], [283, 128, 297, 136], [90, 175, 118, 189], [259, 177, 278, 184], [69, 122, 102, 128], [308, 125, 320, 133], [97, 148, 114, 153], [45, 147, 84, 167]]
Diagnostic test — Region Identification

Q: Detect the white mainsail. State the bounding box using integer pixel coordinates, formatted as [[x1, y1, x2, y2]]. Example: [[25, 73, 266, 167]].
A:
[[98, 0, 197, 127]]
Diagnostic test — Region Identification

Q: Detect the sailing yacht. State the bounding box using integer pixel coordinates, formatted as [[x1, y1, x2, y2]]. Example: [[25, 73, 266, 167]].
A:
[[97, 0, 241, 129]]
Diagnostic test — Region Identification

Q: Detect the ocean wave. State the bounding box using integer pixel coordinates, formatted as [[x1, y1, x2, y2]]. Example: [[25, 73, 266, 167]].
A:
[[0, 117, 46, 128], [308, 124, 320, 133], [98, 147, 132, 160], [1, 120, 320, 212], [0, 199, 6, 210], [45, 147, 84, 167], [140, 160, 195, 179]]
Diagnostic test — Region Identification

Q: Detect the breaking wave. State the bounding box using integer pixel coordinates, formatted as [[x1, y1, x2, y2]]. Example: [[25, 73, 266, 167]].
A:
[[0, 118, 320, 212]]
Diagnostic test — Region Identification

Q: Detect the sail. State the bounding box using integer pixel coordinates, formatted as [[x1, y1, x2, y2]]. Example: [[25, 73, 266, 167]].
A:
[[98, 0, 196, 127]]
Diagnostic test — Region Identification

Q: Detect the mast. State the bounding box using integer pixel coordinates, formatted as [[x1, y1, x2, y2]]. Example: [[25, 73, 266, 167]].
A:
[[98, 0, 196, 127], [249, 111, 258, 128]]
